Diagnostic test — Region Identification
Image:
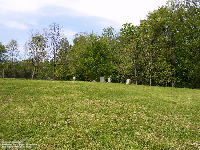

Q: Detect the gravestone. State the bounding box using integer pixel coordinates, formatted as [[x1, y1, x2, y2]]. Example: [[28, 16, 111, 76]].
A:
[[73, 77, 76, 81], [100, 77, 105, 82], [108, 78, 111, 83], [126, 79, 131, 85]]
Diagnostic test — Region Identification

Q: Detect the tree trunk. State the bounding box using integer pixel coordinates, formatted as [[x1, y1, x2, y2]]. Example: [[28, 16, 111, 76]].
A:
[[149, 61, 152, 86], [53, 64, 55, 80], [172, 70, 176, 87], [172, 81, 175, 87], [134, 62, 137, 85], [11, 52, 13, 78], [142, 73, 144, 85], [172, 48, 176, 88], [150, 74, 152, 86], [2, 69, 4, 79], [53, 47, 56, 80], [32, 65, 36, 80]]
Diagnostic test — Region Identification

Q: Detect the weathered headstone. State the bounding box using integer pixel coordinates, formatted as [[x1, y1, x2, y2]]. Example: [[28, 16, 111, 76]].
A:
[[108, 78, 111, 83], [73, 77, 76, 81], [100, 77, 105, 82], [126, 79, 131, 85]]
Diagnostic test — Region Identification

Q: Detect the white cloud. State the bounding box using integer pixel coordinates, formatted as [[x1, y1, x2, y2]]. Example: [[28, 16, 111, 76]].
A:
[[0, 20, 28, 30], [0, 0, 167, 26], [56, 0, 167, 25], [0, 0, 54, 12], [0, 0, 168, 47], [64, 29, 76, 37], [63, 29, 77, 44]]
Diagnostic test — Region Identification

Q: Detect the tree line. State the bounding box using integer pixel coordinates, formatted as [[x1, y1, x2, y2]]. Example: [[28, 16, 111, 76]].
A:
[[0, 0, 200, 88]]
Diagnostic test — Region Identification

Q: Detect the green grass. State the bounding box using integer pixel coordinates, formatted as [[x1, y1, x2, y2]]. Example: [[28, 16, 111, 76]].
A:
[[0, 78, 200, 149]]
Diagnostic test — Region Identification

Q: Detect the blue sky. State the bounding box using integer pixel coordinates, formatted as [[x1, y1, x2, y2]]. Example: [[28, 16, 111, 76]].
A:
[[0, 0, 167, 57]]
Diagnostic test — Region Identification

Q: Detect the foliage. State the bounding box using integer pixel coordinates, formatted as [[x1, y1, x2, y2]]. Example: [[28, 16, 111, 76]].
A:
[[55, 38, 71, 80], [6, 39, 19, 61], [25, 31, 46, 79], [2, 0, 200, 88], [0, 43, 6, 70], [44, 23, 64, 80], [5, 39, 19, 78], [0, 43, 6, 63], [69, 32, 115, 81]]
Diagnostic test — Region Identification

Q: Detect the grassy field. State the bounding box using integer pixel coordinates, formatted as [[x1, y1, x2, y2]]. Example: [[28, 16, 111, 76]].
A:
[[0, 79, 200, 149]]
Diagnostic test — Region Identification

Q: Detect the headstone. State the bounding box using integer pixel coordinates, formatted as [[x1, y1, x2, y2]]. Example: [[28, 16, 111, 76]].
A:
[[126, 79, 131, 85], [92, 80, 96, 82], [108, 78, 111, 83], [100, 77, 105, 82], [73, 77, 76, 81]]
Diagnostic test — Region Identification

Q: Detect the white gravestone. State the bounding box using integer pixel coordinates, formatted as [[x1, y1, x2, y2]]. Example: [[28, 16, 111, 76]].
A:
[[100, 77, 105, 82], [73, 77, 76, 81], [108, 78, 111, 83], [126, 79, 131, 85]]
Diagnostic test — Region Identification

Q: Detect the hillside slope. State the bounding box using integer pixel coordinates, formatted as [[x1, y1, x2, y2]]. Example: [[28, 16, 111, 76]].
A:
[[0, 79, 200, 149]]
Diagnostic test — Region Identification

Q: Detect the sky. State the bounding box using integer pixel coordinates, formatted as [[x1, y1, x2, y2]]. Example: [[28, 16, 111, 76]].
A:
[[0, 0, 167, 57]]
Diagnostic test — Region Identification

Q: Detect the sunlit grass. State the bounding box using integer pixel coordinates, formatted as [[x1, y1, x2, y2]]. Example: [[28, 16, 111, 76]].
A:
[[0, 79, 200, 149]]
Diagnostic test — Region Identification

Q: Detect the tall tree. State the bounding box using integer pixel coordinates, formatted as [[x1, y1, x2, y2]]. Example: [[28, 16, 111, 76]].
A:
[[166, 0, 200, 88], [25, 31, 46, 79], [6, 39, 19, 78], [0, 42, 6, 78], [118, 23, 140, 84], [101, 27, 118, 82], [68, 32, 90, 80], [0, 42, 6, 66], [69, 32, 114, 81], [56, 38, 71, 80], [83, 37, 112, 81], [143, 6, 176, 87], [44, 23, 64, 80]]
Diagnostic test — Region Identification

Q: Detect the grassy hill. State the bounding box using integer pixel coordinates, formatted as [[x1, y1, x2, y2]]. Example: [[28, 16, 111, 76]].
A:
[[0, 79, 200, 149]]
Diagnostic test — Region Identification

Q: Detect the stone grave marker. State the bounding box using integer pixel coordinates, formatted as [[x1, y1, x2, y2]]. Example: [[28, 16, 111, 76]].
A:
[[73, 77, 76, 81], [108, 78, 111, 83], [126, 79, 131, 85], [100, 77, 105, 82]]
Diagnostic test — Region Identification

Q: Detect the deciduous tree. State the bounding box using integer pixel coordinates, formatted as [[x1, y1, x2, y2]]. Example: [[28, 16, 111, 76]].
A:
[[6, 39, 19, 78]]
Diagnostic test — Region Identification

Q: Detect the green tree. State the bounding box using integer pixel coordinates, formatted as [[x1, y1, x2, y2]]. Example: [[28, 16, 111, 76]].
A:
[[56, 38, 71, 80], [6, 39, 19, 78], [165, 0, 200, 88], [83, 37, 113, 81], [143, 6, 176, 86], [101, 27, 119, 82], [44, 23, 64, 80], [0, 42, 6, 63], [0, 42, 6, 71], [69, 32, 114, 81], [118, 23, 140, 84], [19, 59, 32, 79], [25, 32, 46, 79], [68, 32, 89, 80]]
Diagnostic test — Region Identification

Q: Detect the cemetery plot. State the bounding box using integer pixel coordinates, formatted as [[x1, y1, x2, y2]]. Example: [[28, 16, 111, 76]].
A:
[[1, 79, 200, 149]]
